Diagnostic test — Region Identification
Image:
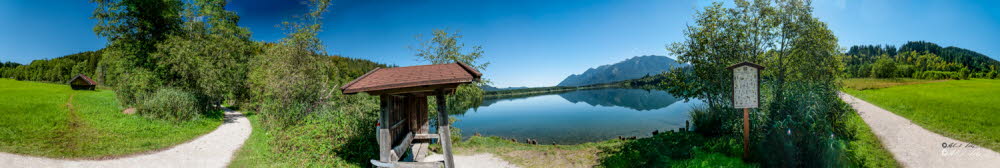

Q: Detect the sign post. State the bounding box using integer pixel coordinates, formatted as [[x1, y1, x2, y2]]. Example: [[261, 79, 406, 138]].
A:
[[726, 62, 764, 160]]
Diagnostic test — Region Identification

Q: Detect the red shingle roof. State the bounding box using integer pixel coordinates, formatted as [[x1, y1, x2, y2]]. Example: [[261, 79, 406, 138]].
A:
[[68, 74, 97, 85], [340, 62, 482, 94]]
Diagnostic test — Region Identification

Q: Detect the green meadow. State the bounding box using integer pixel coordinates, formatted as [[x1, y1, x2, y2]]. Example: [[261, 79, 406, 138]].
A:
[[843, 79, 1000, 151], [0, 79, 220, 158]]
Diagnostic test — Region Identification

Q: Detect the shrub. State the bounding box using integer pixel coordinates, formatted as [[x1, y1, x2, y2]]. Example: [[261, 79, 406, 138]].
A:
[[915, 71, 961, 80], [870, 56, 896, 78], [959, 68, 970, 80], [598, 132, 706, 167], [139, 88, 202, 121], [895, 65, 915, 78]]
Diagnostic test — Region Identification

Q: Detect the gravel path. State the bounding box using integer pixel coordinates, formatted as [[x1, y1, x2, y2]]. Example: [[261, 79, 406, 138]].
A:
[[424, 153, 520, 168], [839, 92, 1000, 168], [0, 109, 252, 168]]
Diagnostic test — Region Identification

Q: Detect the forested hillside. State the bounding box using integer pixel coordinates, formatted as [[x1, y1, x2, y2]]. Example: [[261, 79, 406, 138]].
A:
[[843, 41, 1000, 79], [1, 50, 103, 82]]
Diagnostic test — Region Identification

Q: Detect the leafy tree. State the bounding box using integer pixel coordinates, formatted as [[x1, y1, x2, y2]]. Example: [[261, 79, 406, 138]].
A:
[[152, 0, 255, 106], [870, 55, 896, 78], [247, 0, 333, 128], [412, 29, 490, 115], [92, 0, 184, 105], [664, 0, 847, 166]]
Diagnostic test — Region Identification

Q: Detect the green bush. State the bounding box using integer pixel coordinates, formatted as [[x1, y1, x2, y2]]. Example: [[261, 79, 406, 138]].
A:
[[690, 106, 733, 137], [914, 71, 961, 80], [597, 132, 753, 167], [895, 65, 915, 78], [139, 88, 202, 121], [232, 94, 381, 167], [870, 56, 896, 78], [959, 68, 971, 80]]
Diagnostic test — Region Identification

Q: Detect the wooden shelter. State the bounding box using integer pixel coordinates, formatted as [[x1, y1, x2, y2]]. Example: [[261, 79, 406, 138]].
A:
[[341, 62, 482, 168], [67, 74, 97, 90]]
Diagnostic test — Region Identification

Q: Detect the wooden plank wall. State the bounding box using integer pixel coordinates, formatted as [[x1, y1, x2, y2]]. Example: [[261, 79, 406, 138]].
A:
[[386, 95, 409, 147]]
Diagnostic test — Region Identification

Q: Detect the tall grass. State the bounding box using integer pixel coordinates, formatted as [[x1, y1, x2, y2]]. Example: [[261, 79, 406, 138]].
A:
[[834, 104, 900, 167], [138, 88, 202, 121], [840, 78, 944, 90], [230, 94, 380, 167]]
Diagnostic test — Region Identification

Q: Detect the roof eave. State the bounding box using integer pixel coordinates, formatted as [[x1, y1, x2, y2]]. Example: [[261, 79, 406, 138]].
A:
[[725, 62, 765, 70]]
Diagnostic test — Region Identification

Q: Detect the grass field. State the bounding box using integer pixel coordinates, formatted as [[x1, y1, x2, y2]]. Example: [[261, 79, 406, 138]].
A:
[[0, 79, 221, 158], [840, 78, 946, 90], [842, 78, 1000, 152]]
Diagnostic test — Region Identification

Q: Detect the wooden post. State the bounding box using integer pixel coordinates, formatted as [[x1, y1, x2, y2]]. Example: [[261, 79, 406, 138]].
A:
[[743, 108, 749, 160], [728, 62, 763, 161], [378, 95, 392, 166], [435, 90, 455, 168]]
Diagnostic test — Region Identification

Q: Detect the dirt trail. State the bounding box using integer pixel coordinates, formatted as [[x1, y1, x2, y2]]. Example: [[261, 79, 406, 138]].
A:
[[839, 92, 1000, 168], [0, 108, 252, 168]]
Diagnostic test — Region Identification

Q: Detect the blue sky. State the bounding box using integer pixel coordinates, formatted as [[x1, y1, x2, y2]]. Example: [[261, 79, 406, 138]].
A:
[[2, 0, 999, 87]]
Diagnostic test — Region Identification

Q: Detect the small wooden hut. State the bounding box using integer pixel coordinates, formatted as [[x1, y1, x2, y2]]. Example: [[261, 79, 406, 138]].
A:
[[341, 62, 482, 168], [67, 74, 97, 90]]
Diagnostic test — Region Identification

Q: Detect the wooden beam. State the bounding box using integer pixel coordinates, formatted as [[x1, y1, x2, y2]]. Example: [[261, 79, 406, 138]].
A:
[[370, 160, 444, 168], [436, 89, 455, 168], [367, 83, 461, 95], [390, 119, 405, 130], [414, 133, 439, 140], [390, 133, 414, 161], [378, 95, 392, 164], [378, 128, 391, 164], [411, 142, 430, 161]]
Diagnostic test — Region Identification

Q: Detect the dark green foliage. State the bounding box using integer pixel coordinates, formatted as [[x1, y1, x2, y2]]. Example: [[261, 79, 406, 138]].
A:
[[895, 65, 916, 78], [689, 106, 730, 137], [139, 88, 202, 121], [0, 61, 21, 68]]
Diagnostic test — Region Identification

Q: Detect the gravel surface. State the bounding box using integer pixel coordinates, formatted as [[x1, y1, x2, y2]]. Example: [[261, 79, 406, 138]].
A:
[[424, 153, 520, 168], [0, 109, 252, 168], [840, 92, 1000, 168]]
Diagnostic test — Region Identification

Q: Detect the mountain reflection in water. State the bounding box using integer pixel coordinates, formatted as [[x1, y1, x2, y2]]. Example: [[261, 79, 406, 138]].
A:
[[454, 88, 703, 144]]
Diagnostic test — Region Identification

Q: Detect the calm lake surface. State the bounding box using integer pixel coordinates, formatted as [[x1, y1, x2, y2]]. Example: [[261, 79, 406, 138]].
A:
[[451, 88, 704, 144]]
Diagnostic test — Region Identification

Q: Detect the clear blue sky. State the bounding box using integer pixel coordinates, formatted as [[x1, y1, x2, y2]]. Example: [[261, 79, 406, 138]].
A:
[[2, 0, 999, 87]]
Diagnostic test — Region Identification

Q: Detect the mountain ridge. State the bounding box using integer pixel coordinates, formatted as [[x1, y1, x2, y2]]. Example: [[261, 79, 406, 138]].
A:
[[557, 55, 684, 87]]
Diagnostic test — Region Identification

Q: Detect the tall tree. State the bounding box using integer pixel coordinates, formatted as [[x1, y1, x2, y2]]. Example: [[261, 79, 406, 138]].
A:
[[92, 0, 184, 105], [665, 0, 844, 166], [152, 0, 255, 105], [413, 29, 490, 115], [247, 0, 333, 128]]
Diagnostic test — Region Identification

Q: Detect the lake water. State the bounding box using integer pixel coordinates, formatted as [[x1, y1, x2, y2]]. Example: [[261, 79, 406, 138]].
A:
[[452, 88, 704, 144]]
